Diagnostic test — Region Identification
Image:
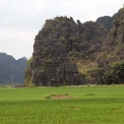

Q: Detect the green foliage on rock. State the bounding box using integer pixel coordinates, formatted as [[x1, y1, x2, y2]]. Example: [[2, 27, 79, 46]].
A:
[[25, 58, 34, 86], [103, 61, 124, 84]]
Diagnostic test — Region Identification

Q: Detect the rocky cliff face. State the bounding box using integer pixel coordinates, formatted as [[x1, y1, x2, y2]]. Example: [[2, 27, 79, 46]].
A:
[[100, 8, 124, 62], [27, 16, 107, 86], [97, 8, 124, 84], [25, 8, 124, 86], [0, 53, 27, 84], [31, 17, 80, 86]]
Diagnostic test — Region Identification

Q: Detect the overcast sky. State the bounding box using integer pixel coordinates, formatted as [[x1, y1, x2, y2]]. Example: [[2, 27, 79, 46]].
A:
[[0, 0, 124, 59]]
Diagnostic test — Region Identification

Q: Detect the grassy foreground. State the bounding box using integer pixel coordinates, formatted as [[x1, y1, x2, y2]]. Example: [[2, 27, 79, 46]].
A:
[[0, 85, 124, 124]]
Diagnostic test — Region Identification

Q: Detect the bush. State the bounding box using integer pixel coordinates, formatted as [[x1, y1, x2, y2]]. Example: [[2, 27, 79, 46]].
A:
[[103, 61, 124, 84]]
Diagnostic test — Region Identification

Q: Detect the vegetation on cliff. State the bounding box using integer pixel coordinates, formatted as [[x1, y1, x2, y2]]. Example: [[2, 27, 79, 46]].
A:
[[98, 8, 124, 84]]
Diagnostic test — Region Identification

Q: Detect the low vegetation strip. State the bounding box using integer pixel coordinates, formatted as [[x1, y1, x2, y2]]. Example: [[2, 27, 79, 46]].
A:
[[0, 86, 124, 124], [45, 93, 73, 99]]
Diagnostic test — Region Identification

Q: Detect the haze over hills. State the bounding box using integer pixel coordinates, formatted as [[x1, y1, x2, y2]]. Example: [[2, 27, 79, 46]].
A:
[[0, 52, 27, 85]]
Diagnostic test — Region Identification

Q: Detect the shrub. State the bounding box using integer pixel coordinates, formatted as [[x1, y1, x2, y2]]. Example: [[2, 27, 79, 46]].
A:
[[103, 61, 124, 84]]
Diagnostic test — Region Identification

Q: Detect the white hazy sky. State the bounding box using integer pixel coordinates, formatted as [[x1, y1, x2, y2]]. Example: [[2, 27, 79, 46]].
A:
[[0, 0, 124, 59]]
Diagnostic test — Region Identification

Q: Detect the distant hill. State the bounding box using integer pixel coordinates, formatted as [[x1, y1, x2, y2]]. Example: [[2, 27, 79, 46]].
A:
[[0, 53, 27, 84], [96, 16, 113, 31], [96, 10, 118, 31]]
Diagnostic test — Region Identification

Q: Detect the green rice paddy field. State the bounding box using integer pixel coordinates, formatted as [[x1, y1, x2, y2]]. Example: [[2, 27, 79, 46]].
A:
[[0, 85, 124, 124]]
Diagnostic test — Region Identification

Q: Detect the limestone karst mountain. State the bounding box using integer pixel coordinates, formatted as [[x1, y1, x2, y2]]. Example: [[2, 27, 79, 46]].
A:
[[25, 7, 124, 86], [25, 16, 107, 86]]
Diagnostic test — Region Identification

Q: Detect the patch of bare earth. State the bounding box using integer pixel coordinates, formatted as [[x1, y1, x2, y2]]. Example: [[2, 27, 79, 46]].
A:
[[45, 94, 74, 99], [69, 106, 82, 111]]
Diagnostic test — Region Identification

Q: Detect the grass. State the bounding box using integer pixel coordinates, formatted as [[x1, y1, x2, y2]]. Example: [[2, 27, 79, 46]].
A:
[[0, 85, 124, 124]]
